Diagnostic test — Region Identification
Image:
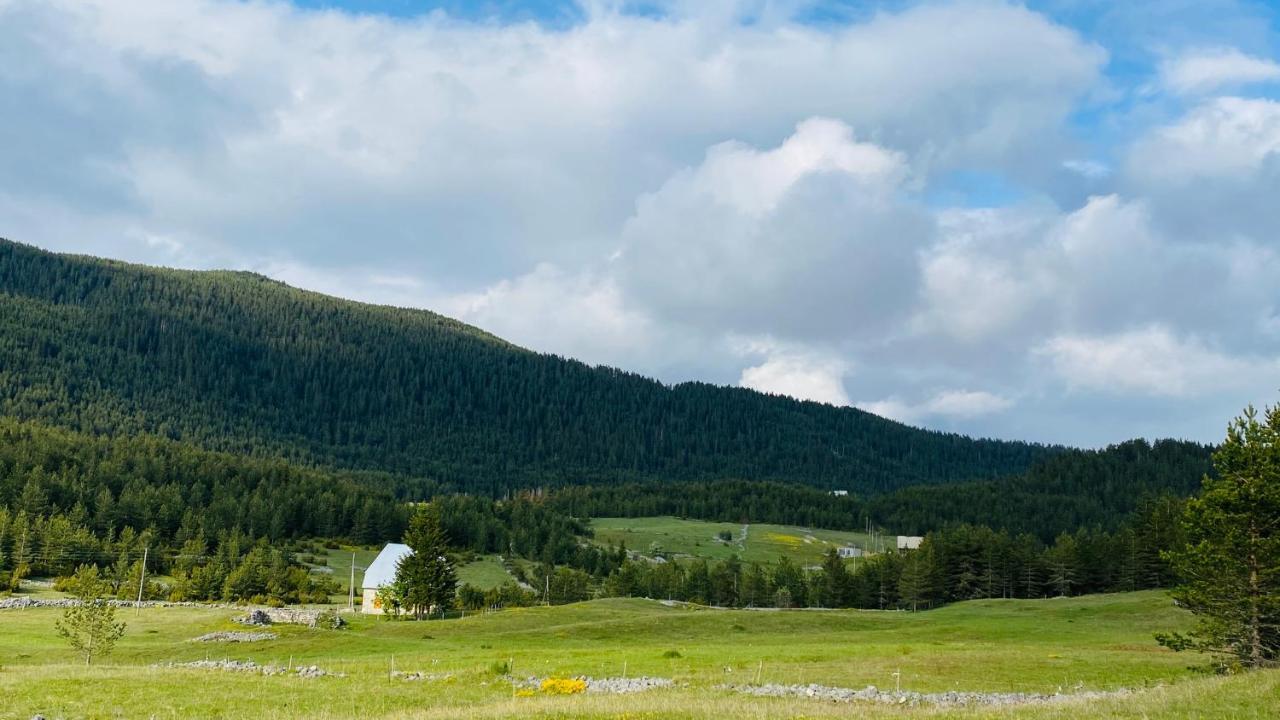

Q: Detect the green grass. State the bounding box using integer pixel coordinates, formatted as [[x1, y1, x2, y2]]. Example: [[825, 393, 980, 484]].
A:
[[2, 590, 1268, 719], [309, 545, 382, 593], [457, 555, 520, 589], [590, 516, 877, 564]]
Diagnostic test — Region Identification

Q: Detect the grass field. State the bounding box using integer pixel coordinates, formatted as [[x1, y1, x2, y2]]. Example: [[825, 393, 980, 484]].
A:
[[4, 590, 1273, 719], [311, 546, 519, 598], [456, 555, 522, 589], [590, 516, 878, 564]]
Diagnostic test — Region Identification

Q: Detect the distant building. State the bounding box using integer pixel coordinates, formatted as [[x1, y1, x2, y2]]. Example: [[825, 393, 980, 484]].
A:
[[837, 546, 863, 559], [830, 490, 849, 497], [361, 543, 413, 614], [897, 536, 924, 551]]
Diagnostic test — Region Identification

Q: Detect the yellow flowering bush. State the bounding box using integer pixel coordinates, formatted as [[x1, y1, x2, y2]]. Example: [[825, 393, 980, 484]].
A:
[[539, 677, 588, 695]]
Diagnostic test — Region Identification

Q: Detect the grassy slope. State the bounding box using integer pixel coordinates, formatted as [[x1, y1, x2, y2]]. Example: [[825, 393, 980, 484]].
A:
[[590, 516, 877, 564], [456, 555, 520, 589], [2, 591, 1264, 720]]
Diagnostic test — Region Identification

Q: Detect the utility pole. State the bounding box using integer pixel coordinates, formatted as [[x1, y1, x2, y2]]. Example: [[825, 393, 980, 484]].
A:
[[349, 553, 356, 612], [136, 546, 149, 614]]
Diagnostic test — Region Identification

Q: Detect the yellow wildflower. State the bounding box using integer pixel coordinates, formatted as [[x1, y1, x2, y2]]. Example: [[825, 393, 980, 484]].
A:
[[539, 677, 588, 695]]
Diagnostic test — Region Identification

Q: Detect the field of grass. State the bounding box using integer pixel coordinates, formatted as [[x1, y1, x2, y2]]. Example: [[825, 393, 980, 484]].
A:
[[590, 516, 878, 564], [4, 590, 1273, 719], [308, 545, 382, 593], [311, 546, 518, 599], [456, 555, 521, 589]]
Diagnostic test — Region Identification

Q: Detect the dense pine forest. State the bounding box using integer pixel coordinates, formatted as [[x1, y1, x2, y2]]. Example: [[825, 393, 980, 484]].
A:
[[0, 239, 1050, 494], [547, 440, 1213, 542]]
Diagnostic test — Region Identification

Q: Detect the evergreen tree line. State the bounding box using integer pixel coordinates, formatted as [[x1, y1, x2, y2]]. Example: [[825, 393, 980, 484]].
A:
[[0, 417, 407, 551], [0, 505, 340, 605], [494, 495, 1187, 612], [546, 439, 1214, 542], [1, 238, 1053, 495]]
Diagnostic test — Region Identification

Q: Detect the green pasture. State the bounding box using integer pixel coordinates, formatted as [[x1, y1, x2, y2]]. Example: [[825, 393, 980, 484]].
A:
[[589, 515, 878, 564], [3, 590, 1272, 719]]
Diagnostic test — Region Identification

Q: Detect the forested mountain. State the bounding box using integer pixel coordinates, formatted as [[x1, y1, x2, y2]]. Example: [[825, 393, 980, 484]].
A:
[[0, 239, 1052, 494]]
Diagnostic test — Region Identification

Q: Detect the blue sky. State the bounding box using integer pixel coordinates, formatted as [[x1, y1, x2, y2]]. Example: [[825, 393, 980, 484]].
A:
[[4, 0, 1280, 446]]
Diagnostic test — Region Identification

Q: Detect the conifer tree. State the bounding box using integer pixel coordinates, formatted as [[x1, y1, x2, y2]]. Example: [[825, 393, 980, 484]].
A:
[[55, 565, 126, 666], [898, 544, 935, 611], [1159, 404, 1280, 670], [396, 504, 457, 620]]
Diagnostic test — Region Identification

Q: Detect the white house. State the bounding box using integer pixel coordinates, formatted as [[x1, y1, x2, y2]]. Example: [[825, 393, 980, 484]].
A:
[[837, 546, 863, 559], [830, 490, 849, 497], [896, 536, 924, 551], [361, 543, 413, 614]]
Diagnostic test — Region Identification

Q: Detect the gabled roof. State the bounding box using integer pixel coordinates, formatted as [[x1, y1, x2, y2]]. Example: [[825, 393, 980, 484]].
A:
[[362, 543, 413, 589]]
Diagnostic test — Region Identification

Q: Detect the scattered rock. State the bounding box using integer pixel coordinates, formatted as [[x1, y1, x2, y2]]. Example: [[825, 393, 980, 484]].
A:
[[235, 608, 345, 629], [159, 659, 345, 678], [1, 597, 237, 611], [721, 683, 1135, 708], [585, 677, 674, 694], [191, 631, 278, 643], [391, 670, 454, 682], [517, 676, 674, 694], [237, 609, 272, 626]]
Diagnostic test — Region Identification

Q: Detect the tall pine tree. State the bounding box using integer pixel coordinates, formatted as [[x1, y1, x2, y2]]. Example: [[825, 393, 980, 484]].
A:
[[1159, 404, 1280, 670], [396, 504, 458, 620]]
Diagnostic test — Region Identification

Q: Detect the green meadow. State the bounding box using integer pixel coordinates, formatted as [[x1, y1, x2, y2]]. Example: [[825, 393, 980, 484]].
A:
[[589, 516, 877, 565], [311, 546, 521, 597], [4, 590, 1274, 719]]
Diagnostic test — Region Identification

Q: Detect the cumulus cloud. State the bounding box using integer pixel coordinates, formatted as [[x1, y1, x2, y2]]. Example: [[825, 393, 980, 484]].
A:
[[739, 350, 852, 407], [1126, 96, 1280, 255], [0, 0, 1102, 280], [438, 264, 659, 370], [617, 117, 929, 341], [1036, 326, 1280, 397], [1160, 47, 1280, 95]]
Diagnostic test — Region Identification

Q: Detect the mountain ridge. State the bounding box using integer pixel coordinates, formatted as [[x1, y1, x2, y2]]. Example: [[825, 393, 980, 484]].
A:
[[0, 237, 1056, 494]]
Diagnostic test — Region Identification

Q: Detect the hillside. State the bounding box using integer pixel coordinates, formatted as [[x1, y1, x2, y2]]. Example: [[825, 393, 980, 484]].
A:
[[0, 239, 1053, 494]]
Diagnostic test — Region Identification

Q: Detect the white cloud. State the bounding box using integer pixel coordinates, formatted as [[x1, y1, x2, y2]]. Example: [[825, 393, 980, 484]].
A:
[[439, 264, 658, 369], [1036, 326, 1279, 397], [1130, 96, 1280, 181], [1160, 47, 1280, 95], [736, 339, 852, 406], [857, 389, 1012, 424], [618, 117, 929, 341], [0, 0, 1103, 284]]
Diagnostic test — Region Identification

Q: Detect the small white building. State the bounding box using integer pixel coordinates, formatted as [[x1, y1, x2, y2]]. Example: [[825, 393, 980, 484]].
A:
[[837, 546, 863, 559], [897, 536, 924, 551], [361, 543, 413, 614], [830, 490, 849, 497]]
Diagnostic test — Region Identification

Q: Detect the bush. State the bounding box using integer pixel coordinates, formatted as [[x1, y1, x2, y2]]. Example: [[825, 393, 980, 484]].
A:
[[662, 649, 682, 658], [489, 660, 510, 676]]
